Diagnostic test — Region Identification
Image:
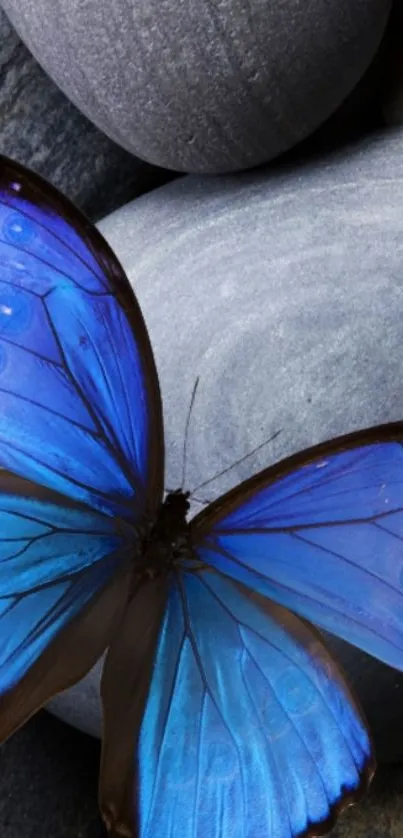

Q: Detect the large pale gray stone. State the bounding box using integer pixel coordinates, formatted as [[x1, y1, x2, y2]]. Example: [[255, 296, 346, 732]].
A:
[[1, 0, 392, 173], [49, 127, 403, 761]]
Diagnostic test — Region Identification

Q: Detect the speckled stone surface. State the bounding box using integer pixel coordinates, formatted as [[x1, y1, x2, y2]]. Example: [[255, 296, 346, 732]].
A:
[[0, 8, 175, 219], [1, 0, 392, 172], [45, 126, 403, 765], [0, 712, 101, 838]]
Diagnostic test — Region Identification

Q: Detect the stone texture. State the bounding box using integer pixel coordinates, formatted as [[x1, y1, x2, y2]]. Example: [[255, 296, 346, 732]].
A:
[[0, 711, 101, 837], [0, 8, 175, 220], [1, 0, 392, 173], [46, 127, 403, 763]]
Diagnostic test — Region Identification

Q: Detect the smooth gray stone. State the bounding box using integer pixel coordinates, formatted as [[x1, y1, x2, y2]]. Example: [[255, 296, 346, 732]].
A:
[[0, 713, 101, 838], [49, 127, 403, 762], [1, 0, 392, 173], [0, 8, 175, 220]]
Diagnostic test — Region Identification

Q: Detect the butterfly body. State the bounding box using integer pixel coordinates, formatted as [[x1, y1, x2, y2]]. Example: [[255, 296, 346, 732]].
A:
[[133, 490, 199, 584], [3, 155, 403, 838]]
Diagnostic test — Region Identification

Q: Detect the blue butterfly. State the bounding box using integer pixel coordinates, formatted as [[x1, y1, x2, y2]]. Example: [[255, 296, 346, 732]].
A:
[[0, 155, 402, 838]]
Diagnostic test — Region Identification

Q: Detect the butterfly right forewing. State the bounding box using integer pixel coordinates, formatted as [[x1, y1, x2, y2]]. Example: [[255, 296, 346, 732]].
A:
[[191, 423, 403, 671]]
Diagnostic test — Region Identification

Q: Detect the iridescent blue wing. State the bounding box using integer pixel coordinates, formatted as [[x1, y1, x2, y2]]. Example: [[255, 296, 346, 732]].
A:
[[100, 571, 373, 838], [0, 157, 163, 737], [0, 156, 164, 518], [192, 424, 403, 671], [0, 471, 132, 740]]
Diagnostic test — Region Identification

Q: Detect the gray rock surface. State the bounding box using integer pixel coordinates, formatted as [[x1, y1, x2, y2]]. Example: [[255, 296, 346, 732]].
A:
[[0, 713, 101, 838], [1, 0, 392, 173], [47, 127, 403, 762], [0, 8, 175, 220]]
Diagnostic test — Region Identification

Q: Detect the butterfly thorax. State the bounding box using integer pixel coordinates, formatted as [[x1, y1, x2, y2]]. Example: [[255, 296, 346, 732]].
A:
[[134, 489, 198, 584]]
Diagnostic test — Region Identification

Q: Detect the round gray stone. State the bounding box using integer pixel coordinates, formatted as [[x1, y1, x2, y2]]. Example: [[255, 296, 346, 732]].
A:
[[0, 8, 175, 220], [2, 0, 392, 173], [50, 127, 403, 762]]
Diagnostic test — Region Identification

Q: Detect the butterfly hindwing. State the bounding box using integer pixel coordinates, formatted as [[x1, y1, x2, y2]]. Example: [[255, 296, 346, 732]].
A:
[[192, 426, 403, 671], [0, 471, 132, 740], [100, 577, 169, 836], [100, 570, 373, 838], [0, 156, 164, 518]]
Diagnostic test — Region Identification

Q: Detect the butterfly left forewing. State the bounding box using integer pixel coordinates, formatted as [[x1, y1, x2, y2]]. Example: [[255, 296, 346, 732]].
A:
[[100, 569, 374, 838], [0, 155, 164, 517]]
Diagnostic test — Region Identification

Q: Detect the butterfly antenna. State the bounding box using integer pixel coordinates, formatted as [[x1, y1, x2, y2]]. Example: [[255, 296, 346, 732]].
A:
[[191, 428, 282, 495], [181, 376, 200, 488], [191, 495, 211, 506]]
